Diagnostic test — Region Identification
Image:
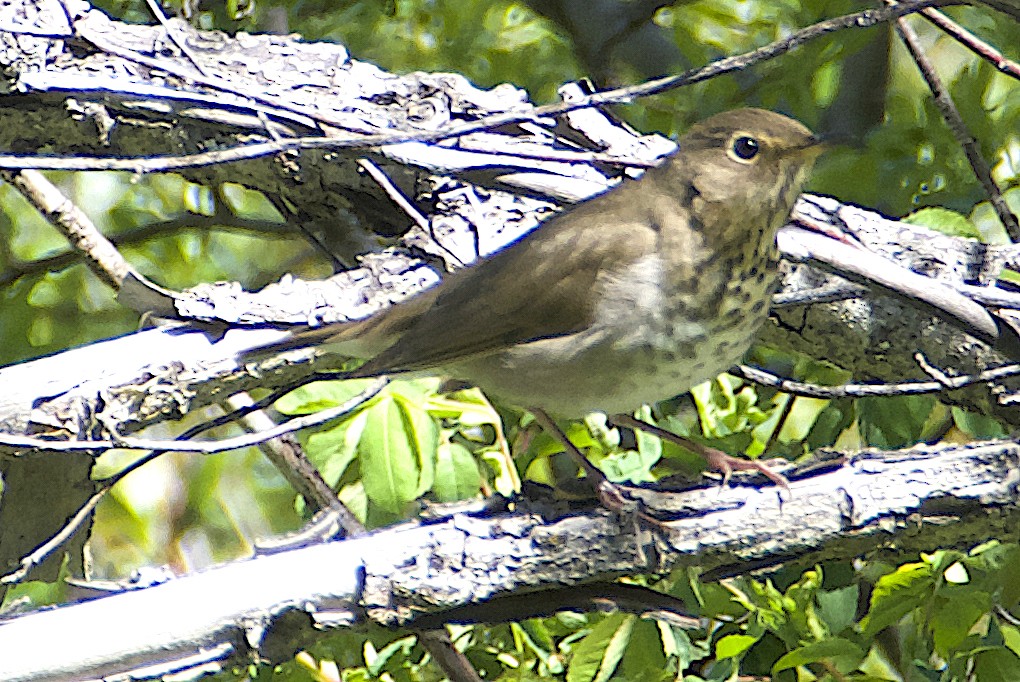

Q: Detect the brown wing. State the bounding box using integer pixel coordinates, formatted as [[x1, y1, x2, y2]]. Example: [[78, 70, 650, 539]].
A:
[[351, 179, 661, 376]]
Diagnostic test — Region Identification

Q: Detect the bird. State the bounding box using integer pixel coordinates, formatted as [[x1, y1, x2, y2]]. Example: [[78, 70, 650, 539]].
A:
[[256, 108, 824, 493]]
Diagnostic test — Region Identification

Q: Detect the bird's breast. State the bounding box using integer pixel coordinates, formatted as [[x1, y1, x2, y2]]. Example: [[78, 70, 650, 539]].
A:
[[450, 252, 778, 418]]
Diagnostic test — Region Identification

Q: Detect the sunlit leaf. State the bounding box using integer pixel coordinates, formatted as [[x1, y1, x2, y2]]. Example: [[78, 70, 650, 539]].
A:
[[359, 395, 437, 514], [566, 613, 633, 682], [860, 563, 933, 637], [772, 637, 866, 674], [715, 634, 759, 659], [903, 206, 980, 239], [433, 442, 481, 501]]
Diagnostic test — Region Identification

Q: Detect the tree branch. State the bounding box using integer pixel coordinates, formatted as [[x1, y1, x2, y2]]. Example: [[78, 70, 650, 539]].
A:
[[0, 439, 1016, 680]]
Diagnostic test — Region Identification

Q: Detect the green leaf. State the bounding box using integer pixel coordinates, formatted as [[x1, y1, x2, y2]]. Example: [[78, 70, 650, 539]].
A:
[[302, 409, 368, 486], [359, 395, 438, 514], [390, 389, 438, 497], [426, 386, 499, 426], [860, 562, 933, 637], [432, 442, 481, 502], [619, 619, 667, 680], [778, 396, 830, 442], [566, 613, 634, 682], [479, 448, 521, 497], [968, 543, 1020, 607], [806, 401, 855, 452], [512, 622, 562, 674], [337, 481, 368, 523], [594, 614, 636, 682], [772, 638, 866, 674], [816, 585, 859, 636], [632, 406, 663, 476], [999, 268, 1020, 286], [974, 647, 1020, 682], [972, 198, 1016, 245], [1002, 625, 1020, 657], [595, 444, 659, 484], [943, 561, 969, 584], [691, 376, 768, 439], [715, 634, 759, 659], [858, 395, 936, 449], [557, 611, 589, 631], [931, 591, 988, 656], [275, 378, 383, 414], [364, 635, 416, 677], [951, 407, 1007, 439], [903, 206, 980, 239], [657, 621, 708, 670]]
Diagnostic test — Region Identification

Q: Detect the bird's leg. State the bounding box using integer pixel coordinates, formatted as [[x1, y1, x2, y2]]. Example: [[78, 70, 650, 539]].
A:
[[610, 413, 790, 490], [529, 408, 639, 513]]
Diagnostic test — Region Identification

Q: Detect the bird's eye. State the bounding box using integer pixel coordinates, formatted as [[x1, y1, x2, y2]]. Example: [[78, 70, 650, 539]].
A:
[[731, 135, 760, 161]]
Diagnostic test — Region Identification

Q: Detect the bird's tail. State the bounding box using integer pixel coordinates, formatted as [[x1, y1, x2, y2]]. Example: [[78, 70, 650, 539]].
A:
[[239, 315, 393, 368]]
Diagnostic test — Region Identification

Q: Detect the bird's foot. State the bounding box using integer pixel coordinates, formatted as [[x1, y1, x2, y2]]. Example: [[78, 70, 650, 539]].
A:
[[610, 413, 790, 491], [530, 408, 666, 528], [699, 448, 790, 490]]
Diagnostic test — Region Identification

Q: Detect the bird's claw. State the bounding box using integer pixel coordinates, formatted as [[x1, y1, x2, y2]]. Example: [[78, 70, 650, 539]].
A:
[[703, 450, 790, 491]]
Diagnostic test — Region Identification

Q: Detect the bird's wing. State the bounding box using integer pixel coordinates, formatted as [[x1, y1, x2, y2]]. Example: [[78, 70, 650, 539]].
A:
[[351, 182, 661, 376]]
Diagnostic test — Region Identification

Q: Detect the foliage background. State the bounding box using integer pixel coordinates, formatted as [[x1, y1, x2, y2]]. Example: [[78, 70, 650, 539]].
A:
[[2, 0, 1020, 680]]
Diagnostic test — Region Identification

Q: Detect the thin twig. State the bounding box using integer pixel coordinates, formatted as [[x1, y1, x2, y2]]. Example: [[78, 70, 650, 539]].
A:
[[228, 393, 479, 682], [0, 169, 135, 289], [0, 378, 387, 453], [920, 7, 1020, 79], [3, 1, 953, 175], [0, 402, 266, 583], [735, 360, 1020, 400], [358, 158, 467, 268], [356, 159, 430, 231], [0, 212, 293, 287], [413, 582, 704, 630], [142, 0, 210, 77], [0, 486, 111, 585], [0, 399, 287, 584], [894, 10, 1020, 240], [264, 194, 349, 271], [760, 393, 795, 458], [0, 378, 386, 585], [227, 393, 364, 538]]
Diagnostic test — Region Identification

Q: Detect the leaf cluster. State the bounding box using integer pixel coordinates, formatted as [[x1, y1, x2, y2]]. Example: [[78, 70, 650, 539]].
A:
[[5, 1, 1020, 680]]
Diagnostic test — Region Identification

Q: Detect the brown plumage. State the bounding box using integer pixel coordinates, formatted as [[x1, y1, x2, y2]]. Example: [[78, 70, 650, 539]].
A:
[[270, 108, 823, 421]]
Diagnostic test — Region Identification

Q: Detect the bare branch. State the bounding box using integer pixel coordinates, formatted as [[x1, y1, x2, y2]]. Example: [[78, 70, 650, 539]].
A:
[[0, 0, 958, 175], [0, 440, 1016, 680], [0, 377, 387, 453], [0, 169, 132, 289], [921, 6, 1020, 79], [735, 358, 1020, 400], [893, 10, 1020, 239]]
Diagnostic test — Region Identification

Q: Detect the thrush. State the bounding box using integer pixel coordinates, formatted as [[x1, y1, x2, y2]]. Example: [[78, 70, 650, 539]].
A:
[[258, 108, 824, 489]]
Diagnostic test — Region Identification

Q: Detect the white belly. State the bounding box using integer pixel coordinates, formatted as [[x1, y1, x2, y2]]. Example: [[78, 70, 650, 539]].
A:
[[450, 252, 775, 417], [451, 308, 765, 418]]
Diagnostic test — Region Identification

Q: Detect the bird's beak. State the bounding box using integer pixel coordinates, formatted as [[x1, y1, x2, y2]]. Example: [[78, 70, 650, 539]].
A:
[[811, 131, 844, 152], [796, 135, 830, 159]]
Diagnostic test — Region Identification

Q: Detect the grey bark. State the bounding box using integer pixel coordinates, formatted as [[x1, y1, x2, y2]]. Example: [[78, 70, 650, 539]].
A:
[[0, 440, 1017, 681], [1, 3, 1019, 677]]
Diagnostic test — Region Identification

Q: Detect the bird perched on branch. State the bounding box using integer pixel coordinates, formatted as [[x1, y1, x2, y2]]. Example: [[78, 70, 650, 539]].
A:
[[256, 108, 825, 491]]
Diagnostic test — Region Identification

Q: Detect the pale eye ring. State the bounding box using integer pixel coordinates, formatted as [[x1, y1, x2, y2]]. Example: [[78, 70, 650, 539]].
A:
[[731, 135, 760, 161]]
